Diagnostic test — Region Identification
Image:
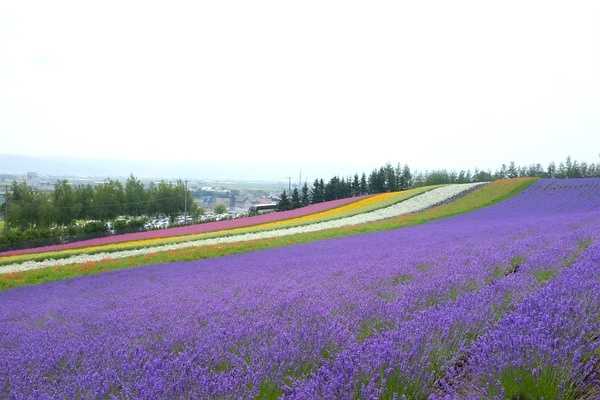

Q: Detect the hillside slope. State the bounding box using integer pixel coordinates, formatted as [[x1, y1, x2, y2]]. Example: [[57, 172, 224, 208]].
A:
[[0, 179, 533, 289], [1, 178, 598, 399]]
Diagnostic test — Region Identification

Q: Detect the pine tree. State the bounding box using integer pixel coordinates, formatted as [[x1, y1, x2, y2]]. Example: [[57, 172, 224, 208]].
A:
[[368, 170, 377, 194], [301, 183, 310, 206], [310, 179, 321, 203], [360, 173, 368, 194], [507, 161, 519, 179], [291, 188, 301, 209], [125, 175, 147, 216], [351, 174, 360, 196], [401, 165, 412, 189], [319, 179, 325, 201], [277, 190, 291, 211], [382, 163, 396, 192], [547, 162, 556, 178]]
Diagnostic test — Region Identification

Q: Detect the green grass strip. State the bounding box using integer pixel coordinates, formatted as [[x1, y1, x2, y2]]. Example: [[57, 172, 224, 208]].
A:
[[0, 178, 537, 291]]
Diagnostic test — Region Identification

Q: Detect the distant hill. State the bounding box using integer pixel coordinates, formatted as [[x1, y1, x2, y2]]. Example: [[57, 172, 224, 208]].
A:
[[0, 154, 370, 181]]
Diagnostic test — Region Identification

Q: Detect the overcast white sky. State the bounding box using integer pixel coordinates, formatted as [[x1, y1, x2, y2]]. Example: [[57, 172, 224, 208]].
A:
[[1, 0, 599, 176]]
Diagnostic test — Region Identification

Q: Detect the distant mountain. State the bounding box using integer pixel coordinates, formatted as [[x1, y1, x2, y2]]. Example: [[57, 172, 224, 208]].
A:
[[0, 154, 373, 182]]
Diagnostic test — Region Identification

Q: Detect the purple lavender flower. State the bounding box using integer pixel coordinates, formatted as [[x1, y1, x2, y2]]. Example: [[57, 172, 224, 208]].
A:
[[1, 179, 600, 399]]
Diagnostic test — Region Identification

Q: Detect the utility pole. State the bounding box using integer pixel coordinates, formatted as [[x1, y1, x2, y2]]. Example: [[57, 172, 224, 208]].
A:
[[184, 180, 189, 224], [288, 176, 291, 193]]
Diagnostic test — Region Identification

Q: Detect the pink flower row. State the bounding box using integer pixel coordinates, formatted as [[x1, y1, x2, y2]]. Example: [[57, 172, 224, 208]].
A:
[[0, 196, 368, 257]]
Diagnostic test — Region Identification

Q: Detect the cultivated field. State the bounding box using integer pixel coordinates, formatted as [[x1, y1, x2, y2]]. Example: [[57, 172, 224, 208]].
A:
[[1, 178, 598, 399], [0, 186, 433, 266]]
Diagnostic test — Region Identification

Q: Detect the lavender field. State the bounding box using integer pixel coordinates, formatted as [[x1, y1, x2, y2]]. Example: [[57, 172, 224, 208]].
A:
[[1, 179, 600, 399]]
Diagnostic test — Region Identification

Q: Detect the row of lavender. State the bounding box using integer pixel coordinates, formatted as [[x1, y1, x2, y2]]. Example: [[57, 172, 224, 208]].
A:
[[1, 178, 599, 399]]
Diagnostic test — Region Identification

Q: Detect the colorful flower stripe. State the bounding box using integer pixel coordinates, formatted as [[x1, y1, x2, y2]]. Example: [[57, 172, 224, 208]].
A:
[[1, 179, 599, 398], [0, 184, 480, 273], [0, 195, 369, 258], [231, 186, 435, 230], [0, 187, 434, 266]]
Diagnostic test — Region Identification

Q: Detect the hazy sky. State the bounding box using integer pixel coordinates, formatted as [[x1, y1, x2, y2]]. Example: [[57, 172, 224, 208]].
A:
[[1, 0, 599, 174]]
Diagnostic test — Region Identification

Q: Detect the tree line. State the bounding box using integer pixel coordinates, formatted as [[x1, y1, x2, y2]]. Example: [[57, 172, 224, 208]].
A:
[[2, 175, 199, 231], [277, 156, 600, 210]]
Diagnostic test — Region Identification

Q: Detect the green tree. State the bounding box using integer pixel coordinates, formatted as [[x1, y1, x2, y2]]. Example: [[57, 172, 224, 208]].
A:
[[214, 203, 227, 214], [301, 183, 310, 206], [93, 180, 125, 220], [52, 180, 80, 226], [291, 188, 301, 209], [351, 174, 360, 196], [277, 190, 291, 211], [383, 163, 397, 191], [310, 179, 322, 203], [191, 206, 204, 221], [507, 162, 518, 179], [359, 173, 368, 194], [6, 181, 53, 229], [75, 185, 95, 220], [151, 181, 178, 218], [401, 165, 412, 189], [125, 175, 147, 216]]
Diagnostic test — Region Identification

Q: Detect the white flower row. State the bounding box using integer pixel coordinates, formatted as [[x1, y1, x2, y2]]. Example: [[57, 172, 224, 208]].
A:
[[0, 183, 484, 274]]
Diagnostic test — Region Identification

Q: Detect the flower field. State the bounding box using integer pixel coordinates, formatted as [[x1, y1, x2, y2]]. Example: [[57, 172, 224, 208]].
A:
[[1, 178, 599, 399], [0, 196, 369, 258], [0, 186, 434, 267], [0, 179, 533, 290], [0, 184, 479, 273]]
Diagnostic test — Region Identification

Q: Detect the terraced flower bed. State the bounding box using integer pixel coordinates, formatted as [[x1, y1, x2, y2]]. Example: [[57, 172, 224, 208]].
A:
[[0, 186, 434, 267], [0, 184, 479, 273], [0, 179, 535, 289], [1, 178, 598, 399], [0, 195, 369, 258]]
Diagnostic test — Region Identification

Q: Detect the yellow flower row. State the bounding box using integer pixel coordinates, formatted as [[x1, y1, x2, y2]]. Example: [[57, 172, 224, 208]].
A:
[[0, 186, 436, 265]]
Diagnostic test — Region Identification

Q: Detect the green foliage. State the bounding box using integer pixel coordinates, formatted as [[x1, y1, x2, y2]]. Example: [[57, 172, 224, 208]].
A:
[[124, 175, 147, 216], [214, 203, 227, 214], [485, 265, 506, 284], [82, 221, 108, 235], [563, 238, 592, 267], [300, 183, 310, 206], [320, 342, 338, 360], [391, 273, 413, 285], [4, 177, 194, 232], [53, 180, 80, 225], [357, 318, 394, 342], [283, 361, 316, 386], [112, 218, 147, 234], [93, 179, 125, 220], [507, 256, 525, 274], [291, 188, 301, 209], [0, 222, 109, 251], [212, 360, 232, 373], [380, 370, 427, 400], [277, 191, 291, 211], [533, 269, 557, 284], [5, 181, 54, 229], [255, 380, 282, 400], [491, 292, 514, 321], [496, 366, 577, 400]]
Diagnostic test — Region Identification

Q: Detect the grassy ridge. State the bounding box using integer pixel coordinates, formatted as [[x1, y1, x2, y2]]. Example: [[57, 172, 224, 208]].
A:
[[0, 178, 537, 291], [0, 186, 435, 266]]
